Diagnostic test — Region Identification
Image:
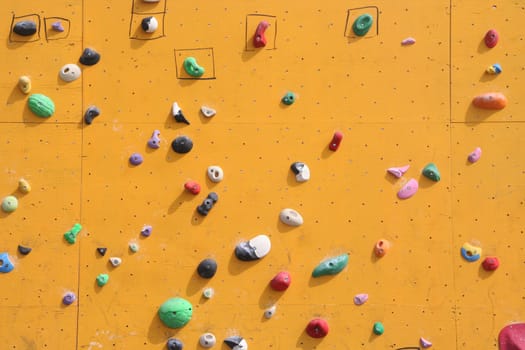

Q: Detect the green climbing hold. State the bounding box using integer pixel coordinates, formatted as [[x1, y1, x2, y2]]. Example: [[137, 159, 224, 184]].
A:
[[422, 163, 441, 182], [312, 253, 349, 277], [183, 57, 205, 77], [96, 273, 109, 286], [158, 297, 193, 328], [28, 93, 55, 118], [1, 196, 18, 213], [352, 14, 373, 37], [64, 223, 82, 244], [373, 322, 384, 335]]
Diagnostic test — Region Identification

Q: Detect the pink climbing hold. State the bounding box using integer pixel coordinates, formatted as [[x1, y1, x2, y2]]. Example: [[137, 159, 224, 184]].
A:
[[328, 131, 343, 151], [253, 21, 269, 48], [499, 323, 525, 350], [484, 29, 499, 48], [420, 337, 432, 348], [401, 37, 416, 45], [387, 165, 410, 178], [467, 147, 482, 163], [397, 178, 418, 199]]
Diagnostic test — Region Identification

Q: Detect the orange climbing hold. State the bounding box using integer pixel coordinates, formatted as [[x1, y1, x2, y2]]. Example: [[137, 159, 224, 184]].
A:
[[472, 92, 507, 110], [374, 239, 391, 257]]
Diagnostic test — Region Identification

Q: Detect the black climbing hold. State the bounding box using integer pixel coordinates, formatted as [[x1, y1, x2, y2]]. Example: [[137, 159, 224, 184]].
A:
[[197, 192, 218, 216], [234, 242, 259, 261], [171, 136, 193, 154], [84, 105, 100, 125], [13, 21, 37, 36], [97, 247, 107, 256], [167, 338, 184, 350], [174, 111, 190, 125], [79, 48, 101, 66], [224, 336, 247, 349], [197, 258, 217, 279], [18, 245, 32, 255]]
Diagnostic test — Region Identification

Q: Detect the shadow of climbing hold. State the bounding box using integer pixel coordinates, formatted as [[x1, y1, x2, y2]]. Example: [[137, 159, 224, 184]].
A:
[[253, 20, 269, 48], [147, 130, 161, 149], [158, 297, 193, 329], [84, 105, 100, 125], [420, 337, 432, 348], [460, 242, 482, 262], [197, 192, 218, 216], [59, 64, 81, 82], [28, 94, 55, 118], [328, 131, 343, 151], [13, 20, 37, 36], [224, 336, 248, 350], [264, 305, 277, 319], [387, 165, 409, 178], [62, 292, 76, 305], [235, 234, 271, 261], [291, 162, 310, 182], [484, 29, 499, 48], [172, 102, 190, 124], [486, 63, 502, 75], [96, 273, 109, 286], [482, 256, 500, 271], [306, 318, 329, 338], [397, 178, 418, 199], [141, 225, 153, 237], [199, 333, 216, 348], [64, 223, 82, 244], [353, 293, 368, 305], [472, 92, 507, 110], [167, 338, 184, 350], [18, 178, 31, 194], [184, 180, 201, 195], [141, 16, 158, 33], [467, 147, 482, 163], [197, 258, 218, 278], [374, 239, 390, 257], [312, 253, 349, 277], [499, 323, 525, 350], [18, 76, 31, 94], [270, 271, 291, 291], [281, 91, 296, 105], [352, 14, 373, 36], [0, 253, 14, 273], [183, 57, 205, 77], [2, 195, 18, 213], [171, 136, 193, 154], [279, 208, 303, 226], [18, 245, 32, 255], [373, 322, 384, 335], [422, 163, 440, 182], [129, 153, 143, 166], [79, 47, 101, 66]]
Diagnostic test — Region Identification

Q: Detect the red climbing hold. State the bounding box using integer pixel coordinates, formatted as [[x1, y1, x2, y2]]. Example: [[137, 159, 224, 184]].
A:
[[184, 180, 201, 195], [499, 323, 525, 350], [253, 21, 269, 48], [482, 256, 500, 271], [328, 131, 343, 151], [270, 271, 291, 291], [484, 29, 499, 48], [306, 318, 329, 338]]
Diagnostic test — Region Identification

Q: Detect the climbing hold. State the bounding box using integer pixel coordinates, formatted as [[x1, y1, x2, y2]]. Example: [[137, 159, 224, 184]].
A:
[[499, 323, 525, 350], [13, 20, 37, 36], [306, 318, 329, 338], [183, 57, 205, 77], [199, 333, 216, 348], [202, 287, 214, 299], [51, 21, 64, 32], [290, 162, 310, 182], [18, 178, 31, 194], [373, 322, 384, 335], [167, 338, 184, 350], [484, 29, 499, 48], [64, 223, 82, 244], [352, 14, 373, 36], [59, 63, 82, 82], [420, 337, 433, 348], [84, 105, 100, 125], [387, 165, 410, 178], [172, 102, 190, 124], [79, 48, 101, 66], [141, 16, 158, 33], [62, 292, 76, 305], [270, 271, 291, 291], [422, 163, 441, 182], [482, 256, 500, 271], [129, 242, 139, 252], [184, 180, 201, 195], [397, 178, 418, 199], [353, 293, 369, 305], [109, 257, 122, 267], [18, 76, 31, 94], [312, 253, 349, 277], [171, 136, 193, 154], [472, 92, 507, 110], [197, 258, 218, 279], [467, 147, 482, 163], [224, 336, 248, 350], [374, 239, 391, 257], [129, 153, 143, 166], [486, 63, 502, 75], [328, 131, 343, 151], [253, 20, 269, 48], [147, 130, 161, 149], [28, 93, 55, 118], [264, 305, 277, 319], [201, 105, 216, 118], [140, 225, 152, 237], [1, 195, 18, 213], [18, 245, 32, 255], [207, 166, 224, 183], [96, 273, 109, 286], [235, 234, 272, 261], [279, 208, 304, 226], [401, 37, 416, 45], [281, 92, 296, 105], [197, 192, 219, 216], [0, 253, 14, 273], [158, 297, 193, 328], [97, 247, 107, 256], [460, 242, 482, 262]]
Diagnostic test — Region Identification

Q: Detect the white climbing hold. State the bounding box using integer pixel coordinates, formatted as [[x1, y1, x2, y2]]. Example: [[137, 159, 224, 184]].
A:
[[264, 305, 277, 319], [201, 106, 216, 118], [207, 165, 224, 183], [109, 257, 122, 267], [202, 287, 215, 299], [59, 63, 82, 82], [199, 333, 216, 348], [279, 208, 304, 226]]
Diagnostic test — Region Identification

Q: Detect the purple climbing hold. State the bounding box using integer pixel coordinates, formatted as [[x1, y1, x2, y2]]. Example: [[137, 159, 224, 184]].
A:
[[51, 21, 64, 32], [147, 130, 161, 149], [129, 153, 143, 165], [468, 147, 482, 163], [141, 225, 152, 237], [62, 292, 76, 305], [420, 337, 432, 348], [353, 293, 369, 305]]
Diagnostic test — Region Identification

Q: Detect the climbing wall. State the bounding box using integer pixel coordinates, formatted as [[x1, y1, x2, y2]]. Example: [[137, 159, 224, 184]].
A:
[[0, 0, 523, 349]]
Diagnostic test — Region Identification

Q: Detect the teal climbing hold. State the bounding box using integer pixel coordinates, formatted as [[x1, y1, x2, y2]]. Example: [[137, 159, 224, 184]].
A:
[[352, 14, 373, 37], [312, 253, 349, 277], [373, 322, 384, 335], [422, 163, 441, 182], [281, 92, 296, 105], [183, 57, 205, 77], [158, 297, 193, 328]]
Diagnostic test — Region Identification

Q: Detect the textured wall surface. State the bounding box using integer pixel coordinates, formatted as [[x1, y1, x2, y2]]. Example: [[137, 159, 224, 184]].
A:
[[0, 1, 523, 349]]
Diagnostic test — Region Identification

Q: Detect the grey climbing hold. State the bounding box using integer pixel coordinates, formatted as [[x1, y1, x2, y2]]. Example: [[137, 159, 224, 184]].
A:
[[147, 130, 161, 149], [18, 245, 32, 255], [0, 252, 14, 273], [97, 247, 107, 256], [199, 333, 216, 348], [141, 16, 158, 33], [207, 165, 224, 183], [290, 162, 310, 182], [171, 136, 193, 154], [197, 192, 218, 216], [13, 21, 37, 36], [79, 48, 101, 66], [109, 257, 122, 267], [167, 338, 184, 350], [59, 64, 81, 82], [279, 208, 304, 226], [224, 336, 248, 350], [172, 102, 190, 124], [197, 258, 217, 278], [129, 153, 143, 165], [264, 305, 276, 319], [201, 106, 216, 118], [235, 234, 271, 261], [84, 105, 100, 124]]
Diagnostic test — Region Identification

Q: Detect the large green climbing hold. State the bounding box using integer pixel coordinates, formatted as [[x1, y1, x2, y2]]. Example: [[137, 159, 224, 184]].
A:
[[183, 57, 205, 77], [64, 223, 82, 244], [422, 163, 441, 182], [158, 297, 193, 328], [312, 253, 349, 277], [28, 93, 55, 118], [352, 14, 373, 37]]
